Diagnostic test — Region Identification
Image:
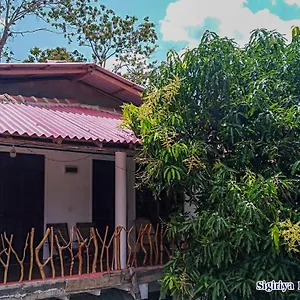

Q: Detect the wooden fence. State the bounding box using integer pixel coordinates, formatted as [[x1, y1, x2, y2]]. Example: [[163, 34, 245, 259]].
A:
[[0, 223, 174, 284]]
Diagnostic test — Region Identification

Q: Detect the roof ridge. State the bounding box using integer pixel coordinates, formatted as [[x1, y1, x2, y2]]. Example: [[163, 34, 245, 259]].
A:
[[0, 94, 122, 115], [0, 94, 78, 105], [76, 104, 122, 115], [0, 93, 17, 103]]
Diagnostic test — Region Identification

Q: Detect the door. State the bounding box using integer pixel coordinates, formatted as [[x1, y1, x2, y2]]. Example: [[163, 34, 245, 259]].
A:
[[92, 160, 115, 237], [0, 151, 45, 260]]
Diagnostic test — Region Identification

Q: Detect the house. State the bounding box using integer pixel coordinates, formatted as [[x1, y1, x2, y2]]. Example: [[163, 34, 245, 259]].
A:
[[0, 63, 172, 299]]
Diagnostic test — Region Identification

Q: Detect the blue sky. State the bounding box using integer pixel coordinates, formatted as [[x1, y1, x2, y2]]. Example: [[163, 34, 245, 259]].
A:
[[6, 0, 300, 65]]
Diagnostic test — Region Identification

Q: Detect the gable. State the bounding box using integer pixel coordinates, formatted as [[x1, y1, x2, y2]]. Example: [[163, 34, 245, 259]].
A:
[[0, 63, 143, 109], [0, 79, 123, 109]]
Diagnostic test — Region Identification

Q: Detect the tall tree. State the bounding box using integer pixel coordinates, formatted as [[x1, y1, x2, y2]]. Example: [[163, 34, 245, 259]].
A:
[[47, 0, 158, 85], [122, 29, 300, 299], [0, 0, 62, 60], [23, 46, 87, 62], [1, 1, 158, 84]]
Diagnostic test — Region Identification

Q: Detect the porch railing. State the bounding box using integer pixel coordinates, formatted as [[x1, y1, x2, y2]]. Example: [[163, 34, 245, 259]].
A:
[[0, 223, 174, 285]]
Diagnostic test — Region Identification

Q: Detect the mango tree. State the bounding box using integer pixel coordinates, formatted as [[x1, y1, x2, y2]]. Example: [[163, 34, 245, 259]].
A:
[[122, 29, 300, 300]]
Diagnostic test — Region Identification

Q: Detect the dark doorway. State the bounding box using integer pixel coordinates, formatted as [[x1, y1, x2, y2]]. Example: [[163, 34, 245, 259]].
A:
[[135, 165, 184, 223], [0, 151, 45, 261], [92, 160, 115, 237], [136, 189, 184, 223]]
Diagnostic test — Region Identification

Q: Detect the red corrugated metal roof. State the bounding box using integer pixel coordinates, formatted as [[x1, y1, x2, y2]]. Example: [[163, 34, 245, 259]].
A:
[[0, 95, 139, 145]]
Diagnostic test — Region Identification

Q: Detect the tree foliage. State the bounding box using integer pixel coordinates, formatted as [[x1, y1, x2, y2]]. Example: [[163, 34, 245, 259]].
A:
[[0, 0, 158, 84], [46, 0, 158, 85], [23, 46, 87, 62], [122, 29, 300, 299], [0, 0, 63, 60]]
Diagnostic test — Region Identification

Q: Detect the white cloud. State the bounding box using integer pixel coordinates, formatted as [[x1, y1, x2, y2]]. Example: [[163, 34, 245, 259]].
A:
[[160, 0, 300, 48], [104, 56, 118, 71], [103, 56, 128, 74], [104, 53, 151, 75], [284, 0, 300, 6]]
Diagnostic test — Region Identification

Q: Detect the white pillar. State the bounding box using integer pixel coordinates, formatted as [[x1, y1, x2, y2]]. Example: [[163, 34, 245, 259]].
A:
[[127, 157, 136, 229], [115, 151, 127, 269]]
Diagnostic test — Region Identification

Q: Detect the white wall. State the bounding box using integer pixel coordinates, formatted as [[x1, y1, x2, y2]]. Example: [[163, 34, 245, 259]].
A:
[[0, 146, 136, 258], [184, 194, 196, 217], [44, 151, 92, 228]]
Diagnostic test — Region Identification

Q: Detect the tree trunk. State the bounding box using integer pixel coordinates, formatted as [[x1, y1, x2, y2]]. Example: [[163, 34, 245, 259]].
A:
[[0, 26, 10, 60]]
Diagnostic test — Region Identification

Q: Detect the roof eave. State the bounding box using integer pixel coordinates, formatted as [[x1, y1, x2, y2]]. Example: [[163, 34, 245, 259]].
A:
[[0, 63, 144, 105]]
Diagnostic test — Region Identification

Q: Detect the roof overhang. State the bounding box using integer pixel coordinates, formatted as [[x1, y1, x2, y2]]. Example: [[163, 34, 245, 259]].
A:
[[0, 63, 144, 105], [0, 134, 138, 155]]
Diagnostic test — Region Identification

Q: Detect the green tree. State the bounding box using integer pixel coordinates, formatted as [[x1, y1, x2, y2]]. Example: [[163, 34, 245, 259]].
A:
[[291, 25, 300, 40], [1, 1, 158, 84], [122, 29, 300, 299], [47, 0, 158, 85], [23, 46, 87, 62], [0, 0, 62, 60]]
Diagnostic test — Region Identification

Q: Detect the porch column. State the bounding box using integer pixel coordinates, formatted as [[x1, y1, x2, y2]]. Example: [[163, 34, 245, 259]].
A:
[[115, 151, 127, 269]]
